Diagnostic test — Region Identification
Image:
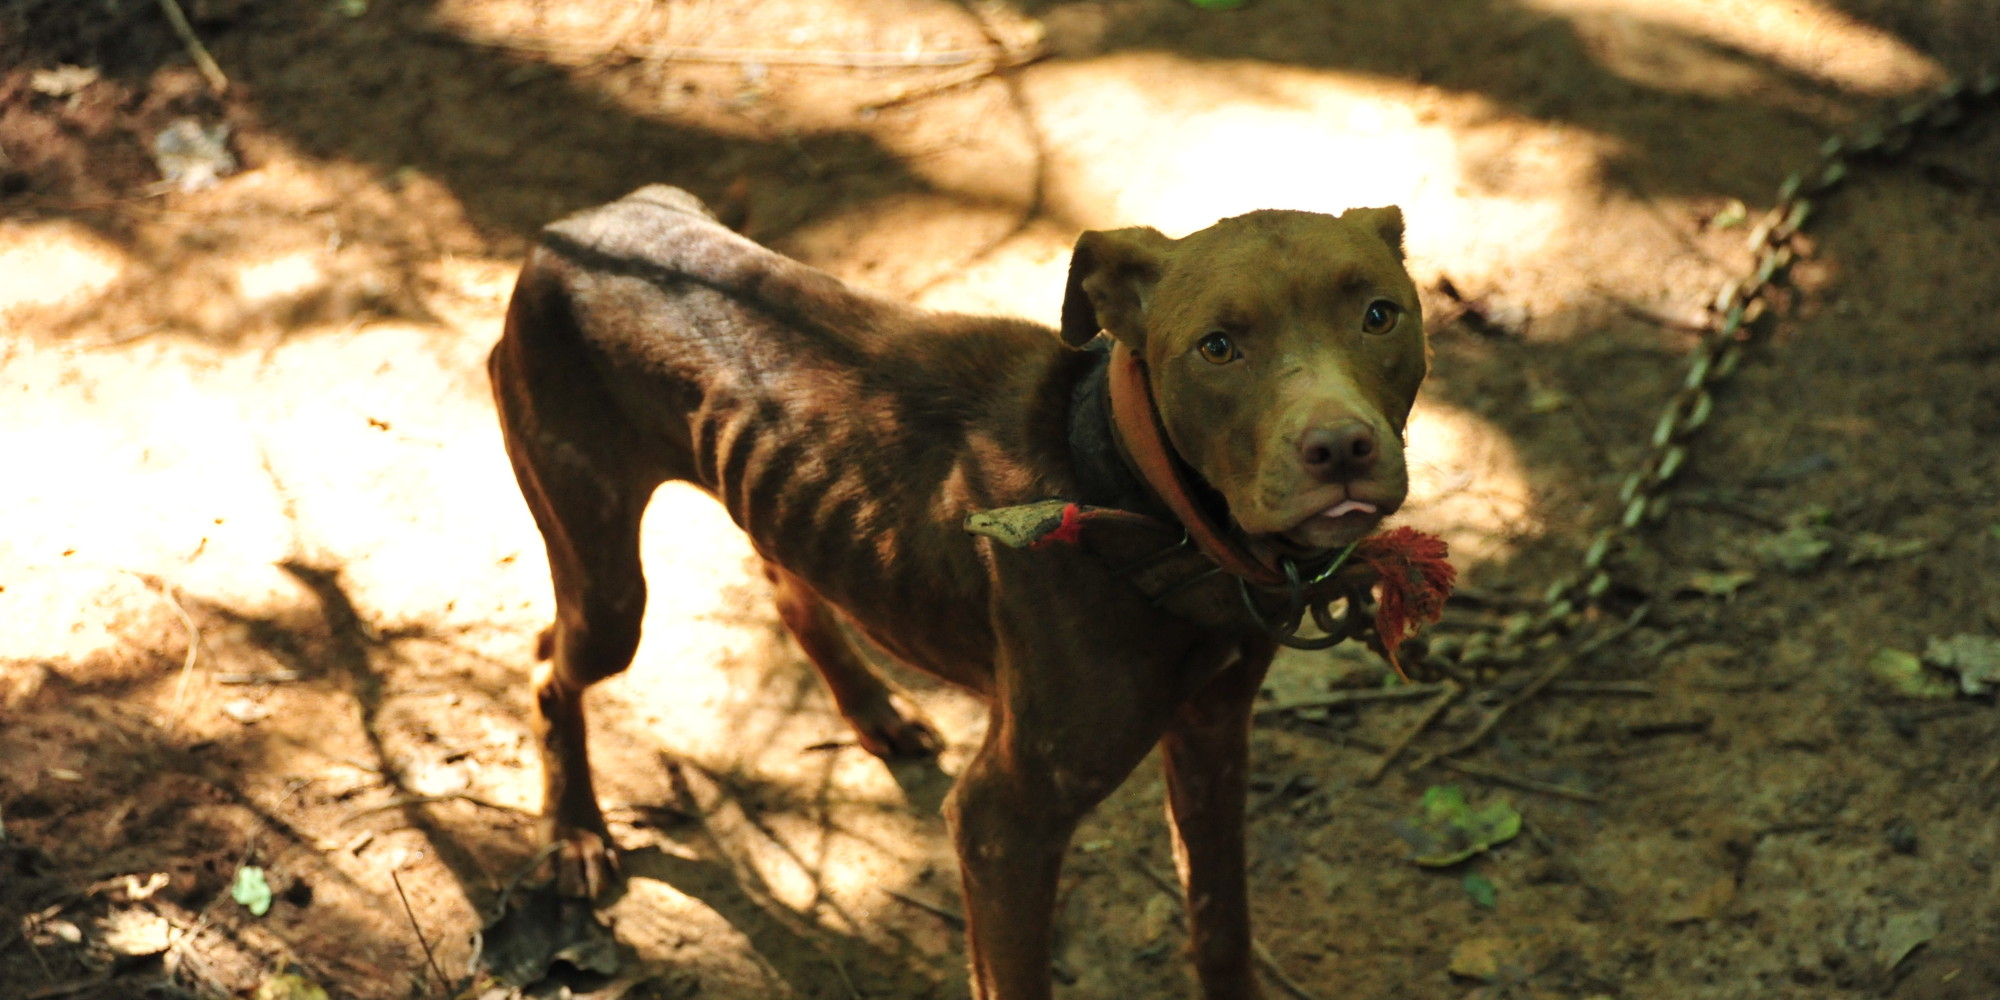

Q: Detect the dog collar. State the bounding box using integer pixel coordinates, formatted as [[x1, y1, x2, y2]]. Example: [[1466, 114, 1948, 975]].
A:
[[1104, 340, 1292, 588]]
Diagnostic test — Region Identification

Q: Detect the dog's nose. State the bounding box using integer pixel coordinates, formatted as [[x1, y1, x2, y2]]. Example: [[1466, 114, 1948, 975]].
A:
[[1297, 421, 1378, 483]]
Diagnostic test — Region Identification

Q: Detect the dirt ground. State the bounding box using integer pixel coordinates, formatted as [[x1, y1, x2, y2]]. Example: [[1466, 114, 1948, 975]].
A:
[[3, 0, 1998, 997]]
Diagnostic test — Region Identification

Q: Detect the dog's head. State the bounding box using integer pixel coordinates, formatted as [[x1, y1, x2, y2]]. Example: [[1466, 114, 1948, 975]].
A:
[[1061, 207, 1426, 557]]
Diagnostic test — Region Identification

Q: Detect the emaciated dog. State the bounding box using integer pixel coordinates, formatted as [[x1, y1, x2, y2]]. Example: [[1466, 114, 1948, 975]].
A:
[[489, 185, 1430, 999]]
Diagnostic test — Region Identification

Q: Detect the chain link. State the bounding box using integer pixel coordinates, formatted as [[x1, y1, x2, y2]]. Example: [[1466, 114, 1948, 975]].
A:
[[1417, 64, 2000, 678]]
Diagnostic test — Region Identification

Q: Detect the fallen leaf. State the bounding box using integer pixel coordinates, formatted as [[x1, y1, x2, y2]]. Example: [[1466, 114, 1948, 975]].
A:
[[96, 907, 173, 956], [1866, 649, 1957, 699], [480, 882, 621, 987], [1462, 872, 1497, 909], [1753, 525, 1832, 574], [232, 865, 274, 916], [1845, 533, 1933, 566], [1710, 199, 1748, 229], [1877, 908, 1941, 972], [118, 872, 170, 900], [30, 65, 99, 97], [221, 698, 271, 724], [152, 118, 238, 193], [255, 973, 332, 1000], [1662, 876, 1736, 924], [1448, 935, 1531, 981], [1527, 388, 1571, 414], [1923, 634, 2000, 696], [1393, 785, 1522, 867], [1685, 569, 1756, 599]]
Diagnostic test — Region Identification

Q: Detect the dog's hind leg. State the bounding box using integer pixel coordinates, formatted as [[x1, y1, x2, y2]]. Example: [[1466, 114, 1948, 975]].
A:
[[765, 563, 942, 759], [491, 274, 669, 898]]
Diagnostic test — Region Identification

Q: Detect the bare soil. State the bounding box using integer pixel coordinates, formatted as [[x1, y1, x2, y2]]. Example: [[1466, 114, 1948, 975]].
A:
[[3, 1, 1997, 998]]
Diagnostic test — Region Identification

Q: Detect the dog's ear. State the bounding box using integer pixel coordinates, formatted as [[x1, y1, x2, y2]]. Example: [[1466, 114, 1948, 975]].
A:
[[1344, 206, 1406, 260], [1060, 226, 1173, 349]]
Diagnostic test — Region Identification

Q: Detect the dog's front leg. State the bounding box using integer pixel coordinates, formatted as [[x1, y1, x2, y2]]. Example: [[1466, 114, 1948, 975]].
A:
[[948, 553, 1201, 998], [1161, 642, 1277, 1000], [945, 735, 1085, 1000]]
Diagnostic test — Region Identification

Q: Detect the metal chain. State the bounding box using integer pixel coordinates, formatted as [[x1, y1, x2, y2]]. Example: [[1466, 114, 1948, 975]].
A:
[[1419, 64, 2000, 677]]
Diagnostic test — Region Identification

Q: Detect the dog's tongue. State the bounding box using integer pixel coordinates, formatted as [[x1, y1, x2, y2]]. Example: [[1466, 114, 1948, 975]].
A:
[[1321, 499, 1379, 519]]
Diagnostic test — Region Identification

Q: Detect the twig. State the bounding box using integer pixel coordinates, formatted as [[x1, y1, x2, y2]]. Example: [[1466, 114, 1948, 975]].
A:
[[900, 0, 1051, 298], [860, 41, 1046, 111], [1364, 682, 1461, 784], [26, 976, 112, 1000], [880, 887, 964, 928], [1410, 605, 1650, 772], [1542, 680, 1654, 697], [1132, 860, 1326, 1000], [830, 954, 864, 999], [121, 572, 209, 733], [390, 869, 449, 997], [342, 793, 530, 824], [1254, 683, 1451, 716], [1434, 757, 1603, 803], [455, 29, 1024, 70], [1595, 289, 1711, 334], [153, 0, 228, 94], [1253, 939, 1327, 1000]]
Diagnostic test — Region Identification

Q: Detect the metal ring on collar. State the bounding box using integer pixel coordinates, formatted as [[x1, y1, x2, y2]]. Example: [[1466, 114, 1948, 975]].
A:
[[1238, 555, 1362, 650]]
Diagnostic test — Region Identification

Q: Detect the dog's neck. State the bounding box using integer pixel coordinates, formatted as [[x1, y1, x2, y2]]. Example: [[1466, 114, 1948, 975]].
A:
[[1065, 341, 1152, 513], [1066, 337, 1292, 588]]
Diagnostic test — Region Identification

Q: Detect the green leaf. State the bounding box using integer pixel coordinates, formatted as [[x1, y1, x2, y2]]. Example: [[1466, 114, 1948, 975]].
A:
[[1988, 523, 2000, 543], [1753, 524, 1832, 574], [1865, 648, 1956, 699], [1685, 569, 1756, 599], [1710, 199, 1748, 229], [1923, 634, 2000, 696], [1462, 872, 1497, 909], [231, 865, 273, 916], [1393, 785, 1523, 867], [255, 973, 332, 1000]]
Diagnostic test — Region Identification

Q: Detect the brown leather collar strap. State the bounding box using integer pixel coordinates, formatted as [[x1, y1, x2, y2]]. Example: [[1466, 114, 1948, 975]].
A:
[[1106, 340, 1287, 588]]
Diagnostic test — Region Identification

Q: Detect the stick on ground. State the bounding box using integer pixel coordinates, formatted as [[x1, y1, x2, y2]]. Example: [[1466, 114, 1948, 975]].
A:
[[154, 0, 229, 94]]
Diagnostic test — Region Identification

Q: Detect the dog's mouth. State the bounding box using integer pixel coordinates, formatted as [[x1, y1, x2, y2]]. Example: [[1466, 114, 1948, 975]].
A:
[[1272, 496, 1390, 552]]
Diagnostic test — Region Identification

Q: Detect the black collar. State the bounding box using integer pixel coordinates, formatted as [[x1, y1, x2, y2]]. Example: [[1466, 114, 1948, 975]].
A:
[[1065, 339, 1150, 512]]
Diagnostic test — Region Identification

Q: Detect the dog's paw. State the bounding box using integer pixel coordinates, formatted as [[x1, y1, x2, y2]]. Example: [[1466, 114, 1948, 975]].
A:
[[848, 696, 945, 759], [539, 822, 623, 900]]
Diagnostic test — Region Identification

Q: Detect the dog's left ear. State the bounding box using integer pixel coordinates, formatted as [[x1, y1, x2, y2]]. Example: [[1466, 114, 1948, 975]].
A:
[[1060, 226, 1173, 349], [1344, 206, 1406, 261]]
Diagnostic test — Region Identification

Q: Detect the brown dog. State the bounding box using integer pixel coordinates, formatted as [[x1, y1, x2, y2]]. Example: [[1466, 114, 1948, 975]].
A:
[[489, 185, 1426, 999]]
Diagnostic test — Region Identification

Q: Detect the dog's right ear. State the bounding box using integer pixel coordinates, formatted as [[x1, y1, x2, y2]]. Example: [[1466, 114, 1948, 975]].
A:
[[1060, 227, 1173, 349]]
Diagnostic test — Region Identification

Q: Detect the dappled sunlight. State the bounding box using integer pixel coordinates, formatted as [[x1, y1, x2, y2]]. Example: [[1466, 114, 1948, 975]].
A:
[[1527, 0, 1943, 98], [0, 319, 536, 662], [796, 50, 1635, 328], [0, 218, 127, 323], [1400, 400, 1544, 569]]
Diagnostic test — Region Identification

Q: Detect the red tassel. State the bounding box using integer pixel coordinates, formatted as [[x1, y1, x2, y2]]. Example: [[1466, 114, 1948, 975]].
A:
[[1040, 502, 1086, 547], [1355, 527, 1456, 680]]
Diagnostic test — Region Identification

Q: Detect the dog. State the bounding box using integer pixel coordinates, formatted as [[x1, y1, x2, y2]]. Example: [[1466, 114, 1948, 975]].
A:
[[488, 185, 1428, 999]]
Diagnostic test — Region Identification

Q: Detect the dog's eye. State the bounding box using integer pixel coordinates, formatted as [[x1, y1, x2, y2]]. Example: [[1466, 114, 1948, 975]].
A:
[[1362, 300, 1401, 334], [1196, 332, 1239, 365]]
